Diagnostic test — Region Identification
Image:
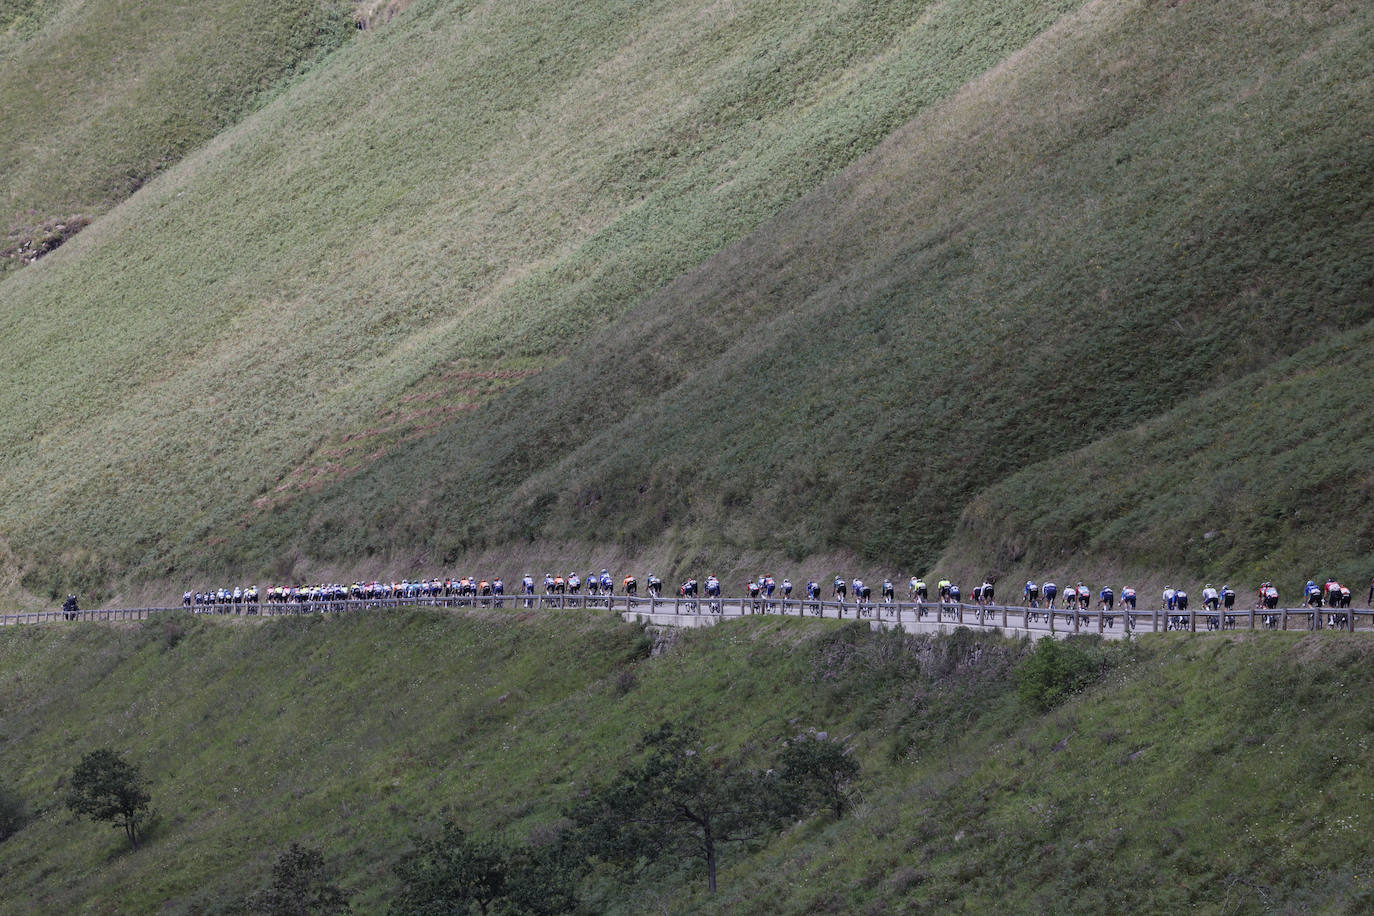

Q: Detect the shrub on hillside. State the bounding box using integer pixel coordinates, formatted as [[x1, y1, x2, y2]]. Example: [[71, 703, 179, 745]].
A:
[[775, 733, 861, 819], [0, 783, 27, 842], [246, 842, 351, 915], [1016, 638, 1105, 712], [391, 823, 576, 915]]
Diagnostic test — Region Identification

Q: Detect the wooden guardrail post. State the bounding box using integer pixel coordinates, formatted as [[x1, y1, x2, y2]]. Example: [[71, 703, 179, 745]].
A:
[[1281, 607, 1289, 630]]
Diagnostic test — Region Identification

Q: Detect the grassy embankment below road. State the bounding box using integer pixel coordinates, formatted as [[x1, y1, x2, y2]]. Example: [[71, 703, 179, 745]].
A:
[[2, 610, 1374, 912]]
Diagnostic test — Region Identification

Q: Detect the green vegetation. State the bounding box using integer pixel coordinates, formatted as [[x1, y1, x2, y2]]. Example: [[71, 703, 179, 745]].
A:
[[4, 612, 1374, 911], [247, 842, 353, 916], [5, 0, 1336, 601], [1015, 636, 1115, 712], [215, 0, 1372, 594], [392, 822, 573, 915], [0, 782, 25, 842], [64, 747, 153, 848], [0, 0, 1365, 605], [944, 318, 1374, 600], [0, 0, 354, 271]]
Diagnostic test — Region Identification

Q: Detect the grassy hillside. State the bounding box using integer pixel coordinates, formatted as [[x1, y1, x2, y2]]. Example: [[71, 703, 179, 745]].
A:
[[273, 0, 1373, 583], [941, 317, 1374, 599], [0, 0, 1101, 600], [2, 612, 1374, 912], [0, 0, 353, 269], [0, 0, 1367, 601]]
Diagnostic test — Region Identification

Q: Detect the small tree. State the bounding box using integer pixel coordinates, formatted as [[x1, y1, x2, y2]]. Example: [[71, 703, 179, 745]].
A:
[[247, 842, 351, 915], [392, 823, 513, 916], [775, 733, 861, 819], [391, 822, 577, 916], [65, 748, 152, 848], [567, 721, 786, 894]]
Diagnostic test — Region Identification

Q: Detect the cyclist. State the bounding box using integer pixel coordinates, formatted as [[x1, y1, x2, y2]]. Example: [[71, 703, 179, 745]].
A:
[[1304, 580, 1321, 608], [1041, 581, 1058, 610], [781, 578, 793, 599], [937, 579, 952, 602], [623, 575, 638, 597], [882, 579, 894, 603], [855, 578, 872, 611], [1325, 578, 1342, 608], [833, 577, 847, 601], [647, 574, 662, 598], [1202, 584, 1219, 629]]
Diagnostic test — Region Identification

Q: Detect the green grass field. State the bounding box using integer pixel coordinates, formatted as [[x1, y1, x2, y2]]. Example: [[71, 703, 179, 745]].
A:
[[260, 0, 1373, 592], [3, 612, 1374, 912], [0, 0, 353, 270], [0, 0, 1367, 605]]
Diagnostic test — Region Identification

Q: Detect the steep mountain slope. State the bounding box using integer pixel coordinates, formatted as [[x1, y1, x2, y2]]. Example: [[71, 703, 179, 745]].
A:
[[1, 0, 1369, 601], [0, 0, 353, 270], [275, 0, 1373, 583], [0, 0, 1091, 600], [941, 317, 1374, 595], [2, 613, 1374, 913]]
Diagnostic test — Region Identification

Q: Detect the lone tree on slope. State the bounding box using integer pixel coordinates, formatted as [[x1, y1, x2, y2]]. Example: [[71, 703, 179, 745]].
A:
[[65, 748, 152, 849]]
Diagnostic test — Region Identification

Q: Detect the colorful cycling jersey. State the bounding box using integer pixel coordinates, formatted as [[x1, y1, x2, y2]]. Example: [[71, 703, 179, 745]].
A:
[[1042, 582, 1057, 596]]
